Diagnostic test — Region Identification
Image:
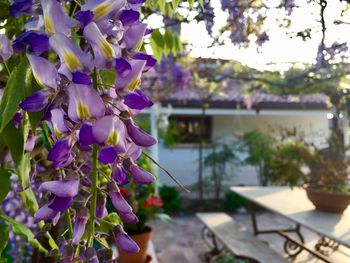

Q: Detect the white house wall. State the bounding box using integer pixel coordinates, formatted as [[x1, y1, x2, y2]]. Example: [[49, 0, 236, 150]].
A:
[[138, 110, 330, 187]]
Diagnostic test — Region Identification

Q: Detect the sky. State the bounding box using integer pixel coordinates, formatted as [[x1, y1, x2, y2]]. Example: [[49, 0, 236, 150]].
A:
[[148, 0, 350, 71]]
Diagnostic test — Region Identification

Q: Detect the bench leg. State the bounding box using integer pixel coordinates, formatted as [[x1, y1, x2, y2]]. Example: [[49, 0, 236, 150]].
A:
[[282, 224, 304, 258], [201, 226, 222, 255], [315, 236, 340, 255]]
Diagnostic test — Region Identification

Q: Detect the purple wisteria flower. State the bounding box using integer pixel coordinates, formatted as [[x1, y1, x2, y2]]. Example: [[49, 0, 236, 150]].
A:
[[114, 225, 140, 253], [4, 0, 159, 258], [0, 34, 13, 62]]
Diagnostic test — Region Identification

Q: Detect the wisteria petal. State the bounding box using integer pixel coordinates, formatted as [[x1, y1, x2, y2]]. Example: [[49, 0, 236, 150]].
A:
[[122, 23, 147, 51], [81, 0, 126, 21], [10, 0, 33, 18], [34, 203, 59, 223], [92, 115, 126, 151], [25, 134, 36, 152], [133, 52, 157, 72], [128, 161, 155, 184], [118, 9, 139, 26], [125, 120, 157, 147], [72, 71, 92, 85], [40, 179, 79, 197], [107, 182, 132, 213], [48, 196, 73, 212], [27, 54, 59, 89], [49, 33, 93, 73], [111, 165, 129, 185], [124, 89, 153, 110], [115, 57, 131, 77], [47, 138, 74, 168], [41, 0, 71, 35], [48, 108, 70, 138], [119, 211, 139, 224], [0, 34, 13, 62], [19, 89, 51, 112], [13, 31, 50, 55], [67, 84, 105, 122], [96, 193, 108, 218], [115, 59, 146, 90], [125, 142, 142, 160], [98, 146, 119, 164], [79, 123, 94, 146], [72, 207, 89, 245], [74, 10, 94, 29], [114, 225, 139, 253], [84, 22, 118, 69]]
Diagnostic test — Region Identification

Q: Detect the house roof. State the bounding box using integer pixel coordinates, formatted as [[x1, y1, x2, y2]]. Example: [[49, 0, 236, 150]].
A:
[[161, 87, 329, 110]]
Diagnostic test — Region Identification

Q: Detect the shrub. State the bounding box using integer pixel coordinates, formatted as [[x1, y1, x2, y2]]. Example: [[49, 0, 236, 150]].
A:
[[224, 191, 247, 212], [159, 185, 181, 213]]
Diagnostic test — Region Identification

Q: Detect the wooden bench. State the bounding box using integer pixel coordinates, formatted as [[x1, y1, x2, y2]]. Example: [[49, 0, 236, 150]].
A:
[[196, 213, 287, 263]]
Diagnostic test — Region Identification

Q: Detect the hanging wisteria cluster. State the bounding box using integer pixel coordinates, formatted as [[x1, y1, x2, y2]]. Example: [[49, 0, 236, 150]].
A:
[[0, 0, 159, 261]]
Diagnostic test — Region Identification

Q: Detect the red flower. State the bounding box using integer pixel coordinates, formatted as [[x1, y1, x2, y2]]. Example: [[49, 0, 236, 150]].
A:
[[119, 187, 129, 199], [144, 194, 163, 208]]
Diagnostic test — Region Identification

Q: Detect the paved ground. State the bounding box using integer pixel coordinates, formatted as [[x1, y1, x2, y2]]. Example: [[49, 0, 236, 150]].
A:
[[150, 210, 350, 263]]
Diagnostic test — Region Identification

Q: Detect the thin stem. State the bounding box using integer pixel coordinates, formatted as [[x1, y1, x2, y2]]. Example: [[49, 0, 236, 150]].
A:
[[142, 151, 190, 192], [65, 210, 73, 238], [3, 62, 10, 76], [95, 217, 116, 228], [87, 144, 98, 247]]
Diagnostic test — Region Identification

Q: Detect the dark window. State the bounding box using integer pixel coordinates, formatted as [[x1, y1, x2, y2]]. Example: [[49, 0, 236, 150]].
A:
[[168, 115, 212, 144]]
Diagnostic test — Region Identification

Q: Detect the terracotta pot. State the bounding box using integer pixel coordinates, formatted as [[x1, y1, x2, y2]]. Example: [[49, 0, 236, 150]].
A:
[[118, 226, 153, 263], [305, 186, 350, 213]]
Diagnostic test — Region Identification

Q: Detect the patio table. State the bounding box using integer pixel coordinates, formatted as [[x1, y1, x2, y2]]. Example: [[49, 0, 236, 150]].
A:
[[231, 186, 350, 263]]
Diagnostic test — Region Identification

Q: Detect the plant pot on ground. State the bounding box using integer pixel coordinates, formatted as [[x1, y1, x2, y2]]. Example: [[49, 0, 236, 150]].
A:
[[118, 226, 153, 263]]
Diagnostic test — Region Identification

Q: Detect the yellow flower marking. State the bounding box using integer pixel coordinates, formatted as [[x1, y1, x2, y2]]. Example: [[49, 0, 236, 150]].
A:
[[101, 41, 115, 59], [44, 16, 55, 35], [92, 3, 110, 20], [32, 71, 44, 88], [63, 51, 83, 72], [54, 125, 62, 139], [77, 102, 91, 119], [126, 77, 140, 91], [107, 130, 119, 146]]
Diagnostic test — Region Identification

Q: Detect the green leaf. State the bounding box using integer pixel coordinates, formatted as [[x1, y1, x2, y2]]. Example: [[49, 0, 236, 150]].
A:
[[172, 0, 181, 10], [155, 213, 172, 223], [188, 0, 194, 8], [28, 111, 44, 135], [17, 153, 38, 216], [96, 213, 122, 234], [150, 38, 162, 61], [0, 224, 9, 256], [0, 57, 31, 132], [164, 29, 174, 52], [159, 0, 166, 14], [0, 122, 24, 166], [198, 0, 204, 9], [150, 29, 165, 49], [0, 169, 11, 204], [0, 212, 47, 253]]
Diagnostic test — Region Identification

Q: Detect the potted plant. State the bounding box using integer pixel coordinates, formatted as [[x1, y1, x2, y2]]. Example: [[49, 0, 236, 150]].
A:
[[270, 132, 350, 213]]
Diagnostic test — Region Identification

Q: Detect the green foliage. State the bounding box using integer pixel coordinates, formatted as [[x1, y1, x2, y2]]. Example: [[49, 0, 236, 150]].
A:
[[223, 191, 247, 213], [159, 185, 181, 213], [0, 224, 9, 256], [0, 57, 31, 132], [0, 169, 11, 205], [0, 212, 47, 254], [150, 29, 183, 61], [0, 122, 25, 166], [240, 130, 276, 186], [213, 253, 249, 263]]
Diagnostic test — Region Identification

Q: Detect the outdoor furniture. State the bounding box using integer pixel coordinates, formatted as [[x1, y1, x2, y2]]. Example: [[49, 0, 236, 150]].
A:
[[231, 186, 350, 263], [196, 212, 287, 263]]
